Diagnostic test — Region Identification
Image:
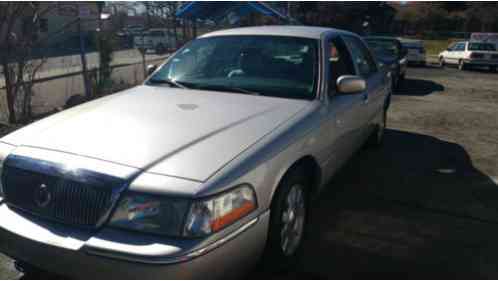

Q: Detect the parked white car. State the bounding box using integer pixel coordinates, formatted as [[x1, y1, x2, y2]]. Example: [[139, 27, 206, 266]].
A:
[[134, 28, 176, 53], [438, 41, 498, 72], [400, 39, 426, 66], [0, 26, 390, 279]]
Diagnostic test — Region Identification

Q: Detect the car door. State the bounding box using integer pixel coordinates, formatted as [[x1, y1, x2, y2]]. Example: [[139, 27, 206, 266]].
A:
[[453, 42, 465, 63], [342, 35, 386, 144], [443, 43, 456, 62], [449, 42, 465, 64], [319, 35, 365, 182]]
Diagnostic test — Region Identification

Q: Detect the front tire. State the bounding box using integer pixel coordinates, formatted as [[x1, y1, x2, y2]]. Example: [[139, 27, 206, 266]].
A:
[[262, 169, 308, 271], [439, 57, 445, 68], [14, 261, 51, 278]]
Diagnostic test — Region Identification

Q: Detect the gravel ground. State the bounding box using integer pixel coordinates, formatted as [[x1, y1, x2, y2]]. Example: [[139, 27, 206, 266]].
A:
[[1, 65, 498, 279]]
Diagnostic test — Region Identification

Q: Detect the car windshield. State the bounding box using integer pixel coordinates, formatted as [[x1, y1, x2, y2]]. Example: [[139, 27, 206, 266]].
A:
[[147, 35, 319, 100], [365, 39, 400, 58], [468, 43, 496, 51]]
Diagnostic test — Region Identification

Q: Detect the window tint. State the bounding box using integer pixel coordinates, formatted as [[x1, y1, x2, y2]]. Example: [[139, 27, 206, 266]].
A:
[[328, 37, 355, 93], [150, 36, 319, 100], [468, 43, 496, 51], [455, 43, 466, 51], [343, 36, 377, 77]]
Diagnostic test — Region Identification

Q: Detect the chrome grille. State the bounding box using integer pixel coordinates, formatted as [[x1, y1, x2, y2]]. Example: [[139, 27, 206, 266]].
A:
[[2, 155, 126, 228]]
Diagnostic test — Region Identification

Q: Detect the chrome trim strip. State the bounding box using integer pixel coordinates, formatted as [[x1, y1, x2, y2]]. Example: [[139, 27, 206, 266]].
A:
[[10, 146, 138, 179], [84, 217, 259, 265], [4, 154, 125, 187]]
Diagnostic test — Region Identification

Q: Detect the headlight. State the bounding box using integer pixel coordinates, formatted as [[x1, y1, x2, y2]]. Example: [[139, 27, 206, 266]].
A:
[[183, 184, 257, 237], [109, 193, 189, 236], [109, 184, 257, 238]]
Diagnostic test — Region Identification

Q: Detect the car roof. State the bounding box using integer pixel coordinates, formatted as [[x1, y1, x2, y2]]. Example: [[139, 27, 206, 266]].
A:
[[200, 25, 356, 40]]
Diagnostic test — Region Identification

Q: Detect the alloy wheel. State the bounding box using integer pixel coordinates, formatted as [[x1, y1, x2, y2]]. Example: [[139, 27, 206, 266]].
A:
[[280, 184, 306, 257]]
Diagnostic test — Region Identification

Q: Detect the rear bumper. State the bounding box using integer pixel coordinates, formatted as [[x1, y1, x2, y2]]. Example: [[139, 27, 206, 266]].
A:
[[463, 59, 498, 66], [0, 205, 270, 279]]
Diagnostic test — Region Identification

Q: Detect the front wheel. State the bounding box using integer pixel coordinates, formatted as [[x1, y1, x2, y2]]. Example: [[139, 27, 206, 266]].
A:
[[262, 169, 308, 271], [439, 57, 445, 68]]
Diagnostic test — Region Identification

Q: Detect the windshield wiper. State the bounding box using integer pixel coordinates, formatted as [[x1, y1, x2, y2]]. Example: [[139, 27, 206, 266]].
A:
[[147, 78, 188, 89], [194, 84, 261, 96]]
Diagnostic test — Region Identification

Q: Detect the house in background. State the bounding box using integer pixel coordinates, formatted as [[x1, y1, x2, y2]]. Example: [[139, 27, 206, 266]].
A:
[[35, 2, 109, 49]]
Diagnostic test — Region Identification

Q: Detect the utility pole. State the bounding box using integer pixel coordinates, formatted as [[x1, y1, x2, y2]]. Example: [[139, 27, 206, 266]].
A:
[[78, 17, 92, 98]]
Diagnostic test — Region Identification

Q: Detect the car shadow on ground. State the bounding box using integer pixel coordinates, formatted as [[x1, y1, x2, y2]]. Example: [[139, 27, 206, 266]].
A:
[[395, 78, 445, 96], [251, 129, 498, 279]]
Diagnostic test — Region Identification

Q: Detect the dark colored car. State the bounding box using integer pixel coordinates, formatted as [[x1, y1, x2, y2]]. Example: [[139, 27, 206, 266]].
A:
[[364, 36, 408, 89]]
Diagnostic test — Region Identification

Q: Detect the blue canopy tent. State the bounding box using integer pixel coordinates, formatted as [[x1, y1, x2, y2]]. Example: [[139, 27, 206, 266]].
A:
[[176, 2, 292, 24]]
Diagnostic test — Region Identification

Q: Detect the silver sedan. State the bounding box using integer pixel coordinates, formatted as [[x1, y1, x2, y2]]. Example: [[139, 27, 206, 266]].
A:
[[0, 26, 390, 279]]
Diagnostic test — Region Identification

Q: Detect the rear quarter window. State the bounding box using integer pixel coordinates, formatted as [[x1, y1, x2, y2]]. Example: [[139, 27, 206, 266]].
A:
[[468, 43, 496, 51]]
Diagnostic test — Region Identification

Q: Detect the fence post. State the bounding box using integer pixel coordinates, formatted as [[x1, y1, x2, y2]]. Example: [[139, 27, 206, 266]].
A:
[[78, 17, 92, 98]]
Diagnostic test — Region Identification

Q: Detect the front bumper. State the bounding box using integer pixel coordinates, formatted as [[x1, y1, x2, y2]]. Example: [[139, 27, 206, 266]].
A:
[[0, 204, 270, 279]]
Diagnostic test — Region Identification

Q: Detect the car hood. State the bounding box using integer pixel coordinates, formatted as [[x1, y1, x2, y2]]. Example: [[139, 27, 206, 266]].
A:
[[2, 86, 310, 182]]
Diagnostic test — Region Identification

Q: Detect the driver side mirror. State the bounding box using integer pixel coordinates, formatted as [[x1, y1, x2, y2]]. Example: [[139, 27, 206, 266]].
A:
[[147, 64, 158, 76], [337, 75, 366, 94]]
